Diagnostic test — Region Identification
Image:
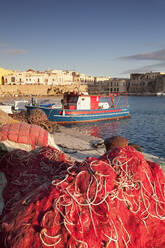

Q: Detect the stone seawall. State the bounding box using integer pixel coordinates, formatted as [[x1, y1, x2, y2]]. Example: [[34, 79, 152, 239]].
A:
[[0, 85, 88, 97]]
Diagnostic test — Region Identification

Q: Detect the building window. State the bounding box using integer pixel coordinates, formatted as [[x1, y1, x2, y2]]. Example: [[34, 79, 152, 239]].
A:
[[11, 77, 15, 82]]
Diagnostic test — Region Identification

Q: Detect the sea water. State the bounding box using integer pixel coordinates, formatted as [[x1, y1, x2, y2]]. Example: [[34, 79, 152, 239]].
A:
[[70, 96, 165, 158]]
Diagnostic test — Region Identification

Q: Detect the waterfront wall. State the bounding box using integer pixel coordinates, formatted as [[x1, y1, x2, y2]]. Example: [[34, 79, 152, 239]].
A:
[[0, 85, 88, 97]]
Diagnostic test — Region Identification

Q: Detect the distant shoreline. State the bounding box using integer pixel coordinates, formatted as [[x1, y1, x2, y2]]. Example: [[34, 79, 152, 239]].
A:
[[0, 93, 162, 101], [0, 84, 163, 100]]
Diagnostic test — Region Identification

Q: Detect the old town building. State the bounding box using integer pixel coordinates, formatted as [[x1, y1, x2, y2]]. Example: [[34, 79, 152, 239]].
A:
[[105, 78, 129, 93], [3, 69, 74, 86], [129, 72, 165, 94], [1, 67, 130, 94], [0, 67, 13, 85], [88, 78, 128, 94]]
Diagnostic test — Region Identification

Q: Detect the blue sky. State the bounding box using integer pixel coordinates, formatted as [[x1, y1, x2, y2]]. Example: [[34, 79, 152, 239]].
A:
[[1, 0, 165, 78]]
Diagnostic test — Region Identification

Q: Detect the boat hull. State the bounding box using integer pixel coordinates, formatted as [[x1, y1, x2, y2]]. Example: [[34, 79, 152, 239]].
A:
[[26, 105, 130, 124]]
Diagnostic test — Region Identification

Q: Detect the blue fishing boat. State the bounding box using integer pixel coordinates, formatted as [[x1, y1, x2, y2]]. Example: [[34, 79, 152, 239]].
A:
[[26, 92, 130, 124]]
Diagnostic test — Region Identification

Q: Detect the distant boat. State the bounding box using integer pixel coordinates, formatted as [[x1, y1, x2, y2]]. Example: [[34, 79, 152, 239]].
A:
[[26, 92, 130, 124], [0, 104, 13, 114], [0, 100, 29, 114], [14, 100, 29, 111], [156, 92, 165, 96]]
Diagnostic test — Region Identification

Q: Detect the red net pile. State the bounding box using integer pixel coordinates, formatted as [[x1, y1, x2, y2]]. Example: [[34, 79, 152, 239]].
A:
[[0, 146, 165, 247], [0, 123, 48, 149]]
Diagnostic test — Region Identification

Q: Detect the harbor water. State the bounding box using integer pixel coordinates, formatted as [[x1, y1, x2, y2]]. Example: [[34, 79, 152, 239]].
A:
[[66, 96, 165, 158]]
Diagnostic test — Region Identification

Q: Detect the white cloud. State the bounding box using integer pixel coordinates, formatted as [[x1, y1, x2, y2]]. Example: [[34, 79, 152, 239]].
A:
[[120, 49, 165, 61], [121, 62, 165, 74]]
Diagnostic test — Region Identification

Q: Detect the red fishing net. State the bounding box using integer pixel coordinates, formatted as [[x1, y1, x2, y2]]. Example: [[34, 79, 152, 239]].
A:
[[0, 146, 165, 247], [0, 123, 48, 149]]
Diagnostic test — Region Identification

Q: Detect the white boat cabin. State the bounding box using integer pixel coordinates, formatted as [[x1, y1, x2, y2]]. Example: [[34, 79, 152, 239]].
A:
[[63, 92, 115, 110], [14, 100, 29, 111], [0, 100, 29, 114], [0, 105, 13, 114]]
